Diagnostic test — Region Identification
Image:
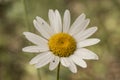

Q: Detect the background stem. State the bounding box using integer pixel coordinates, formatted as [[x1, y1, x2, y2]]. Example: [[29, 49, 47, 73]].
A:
[[23, 0, 31, 31]]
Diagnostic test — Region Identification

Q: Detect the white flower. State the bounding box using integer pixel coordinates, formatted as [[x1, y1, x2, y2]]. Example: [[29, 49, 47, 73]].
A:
[[22, 9, 100, 73]]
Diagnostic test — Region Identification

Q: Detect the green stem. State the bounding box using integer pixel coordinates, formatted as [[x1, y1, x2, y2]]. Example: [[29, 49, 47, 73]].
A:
[[57, 63, 61, 80], [37, 69, 41, 80]]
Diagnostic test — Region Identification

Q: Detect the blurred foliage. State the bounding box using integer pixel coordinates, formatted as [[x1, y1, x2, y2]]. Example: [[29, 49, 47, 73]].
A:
[[0, 0, 120, 80]]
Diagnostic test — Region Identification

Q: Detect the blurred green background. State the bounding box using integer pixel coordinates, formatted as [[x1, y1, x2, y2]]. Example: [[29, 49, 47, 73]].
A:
[[0, 0, 120, 80]]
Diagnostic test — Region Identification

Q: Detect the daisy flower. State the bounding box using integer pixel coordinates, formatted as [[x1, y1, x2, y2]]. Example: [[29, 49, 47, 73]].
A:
[[22, 9, 100, 73]]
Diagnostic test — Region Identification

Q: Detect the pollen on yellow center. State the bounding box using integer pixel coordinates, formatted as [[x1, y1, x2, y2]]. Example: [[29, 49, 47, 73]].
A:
[[48, 33, 76, 57]]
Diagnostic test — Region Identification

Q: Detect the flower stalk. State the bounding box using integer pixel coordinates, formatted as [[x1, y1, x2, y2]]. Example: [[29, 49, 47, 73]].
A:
[[37, 69, 41, 80], [57, 62, 61, 80]]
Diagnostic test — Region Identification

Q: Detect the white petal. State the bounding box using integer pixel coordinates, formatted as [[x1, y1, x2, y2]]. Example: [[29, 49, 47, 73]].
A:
[[55, 10, 62, 33], [63, 10, 71, 33], [36, 16, 54, 35], [74, 27, 98, 42], [68, 58, 77, 73], [22, 46, 49, 53], [29, 52, 51, 64], [74, 48, 99, 60], [36, 16, 49, 28], [69, 19, 90, 36], [35, 52, 54, 68], [49, 56, 60, 70], [61, 57, 70, 67], [77, 38, 100, 48], [70, 55, 87, 68], [48, 9, 55, 30], [70, 13, 86, 30], [23, 32, 48, 46], [48, 9, 62, 33], [33, 20, 51, 39]]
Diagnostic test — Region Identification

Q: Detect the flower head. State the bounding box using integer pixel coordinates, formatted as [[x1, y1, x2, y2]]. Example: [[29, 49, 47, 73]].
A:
[[22, 9, 100, 73]]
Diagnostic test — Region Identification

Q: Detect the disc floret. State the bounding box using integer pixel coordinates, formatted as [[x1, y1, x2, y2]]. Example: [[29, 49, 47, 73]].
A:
[[48, 33, 76, 57]]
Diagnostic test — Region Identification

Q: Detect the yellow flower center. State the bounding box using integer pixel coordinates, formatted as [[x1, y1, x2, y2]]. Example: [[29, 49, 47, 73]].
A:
[[48, 33, 76, 57]]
